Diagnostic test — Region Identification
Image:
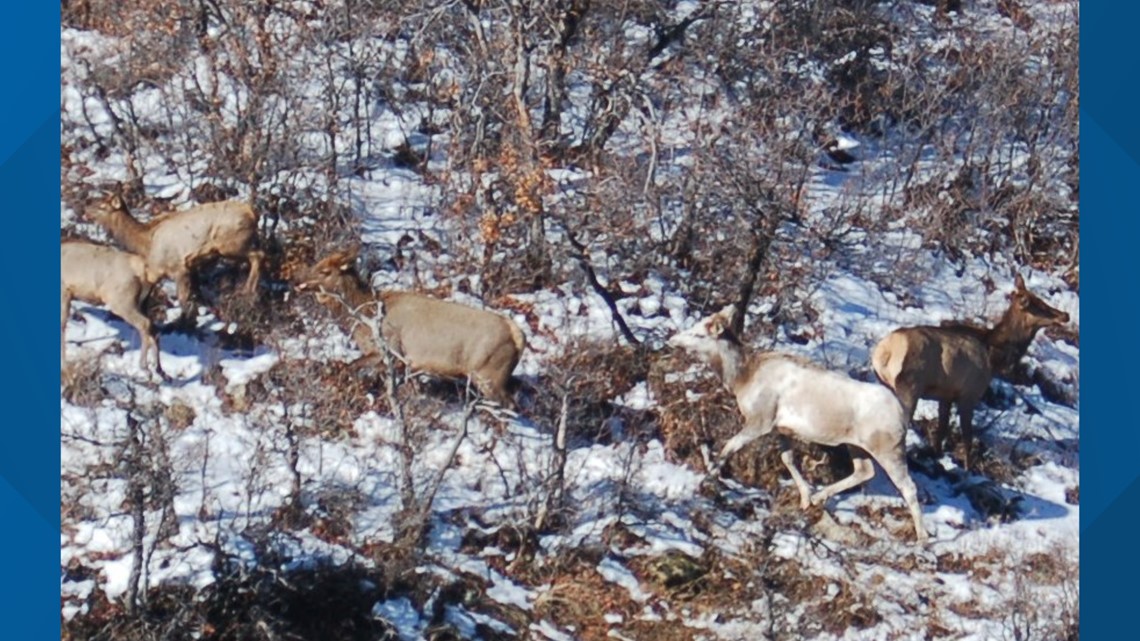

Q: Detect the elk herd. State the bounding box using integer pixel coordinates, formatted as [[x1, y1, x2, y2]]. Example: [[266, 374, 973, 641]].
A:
[[62, 193, 1073, 544]]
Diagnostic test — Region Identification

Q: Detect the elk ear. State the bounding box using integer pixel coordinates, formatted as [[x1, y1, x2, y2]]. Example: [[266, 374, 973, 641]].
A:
[[707, 314, 729, 337], [718, 304, 738, 322], [1014, 274, 1026, 291], [339, 245, 362, 270], [109, 194, 122, 209]]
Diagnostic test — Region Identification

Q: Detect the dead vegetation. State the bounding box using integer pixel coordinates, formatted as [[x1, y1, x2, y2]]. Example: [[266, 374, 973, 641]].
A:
[[64, 548, 395, 641], [529, 337, 655, 445]]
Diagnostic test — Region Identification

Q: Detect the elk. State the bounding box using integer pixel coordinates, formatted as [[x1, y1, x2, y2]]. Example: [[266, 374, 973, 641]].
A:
[[295, 250, 527, 406], [871, 274, 1071, 469], [86, 193, 263, 325], [668, 305, 928, 543], [61, 240, 165, 378]]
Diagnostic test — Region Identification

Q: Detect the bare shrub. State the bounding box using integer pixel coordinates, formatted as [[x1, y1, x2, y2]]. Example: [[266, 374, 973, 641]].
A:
[[530, 338, 654, 446], [243, 356, 385, 436], [648, 352, 738, 471], [999, 545, 1080, 641], [61, 356, 111, 407], [63, 550, 396, 641]]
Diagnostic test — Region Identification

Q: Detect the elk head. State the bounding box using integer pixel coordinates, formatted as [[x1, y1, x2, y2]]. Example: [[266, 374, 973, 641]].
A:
[[668, 304, 738, 357], [295, 249, 362, 304], [1009, 274, 1070, 331]]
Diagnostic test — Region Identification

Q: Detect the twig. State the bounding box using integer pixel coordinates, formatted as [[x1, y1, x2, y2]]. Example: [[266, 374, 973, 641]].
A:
[[417, 400, 475, 523], [535, 378, 573, 531], [553, 216, 640, 346]]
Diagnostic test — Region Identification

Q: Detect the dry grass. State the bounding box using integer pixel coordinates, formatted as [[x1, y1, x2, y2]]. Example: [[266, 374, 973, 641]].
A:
[[533, 558, 646, 641], [61, 356, 111, 407], [235, 356, 387, 435]]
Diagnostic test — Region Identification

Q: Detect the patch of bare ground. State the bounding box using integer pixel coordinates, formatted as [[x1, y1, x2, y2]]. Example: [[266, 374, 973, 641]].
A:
[[222, 356, 388, 433], [808, 580, 885, 637], [1065, 484, 1079, 505]]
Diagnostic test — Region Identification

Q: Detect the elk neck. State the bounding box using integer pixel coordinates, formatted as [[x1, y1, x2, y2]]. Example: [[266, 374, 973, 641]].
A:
[[97, 205, 154, 257], [985, 303, 1045, 376], [315, 271, 384, 354], [706, 333, 752, 395]]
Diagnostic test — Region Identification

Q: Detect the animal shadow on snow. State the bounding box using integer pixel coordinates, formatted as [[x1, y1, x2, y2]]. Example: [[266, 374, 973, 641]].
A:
[[907, 445, 1072, 526], [65, 305, 155, 368], [68, 305, 272, 386]]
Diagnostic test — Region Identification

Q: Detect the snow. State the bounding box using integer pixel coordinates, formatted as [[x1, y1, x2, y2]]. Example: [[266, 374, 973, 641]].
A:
[[597, 556, 652, 603], [373, 597, 423, 640]]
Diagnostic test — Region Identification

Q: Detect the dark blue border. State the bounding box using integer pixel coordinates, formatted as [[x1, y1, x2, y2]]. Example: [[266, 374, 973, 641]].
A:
[[3, 3, 1109, 638], [1083, 4, 1137, 638], [0, 5, 59, 635]]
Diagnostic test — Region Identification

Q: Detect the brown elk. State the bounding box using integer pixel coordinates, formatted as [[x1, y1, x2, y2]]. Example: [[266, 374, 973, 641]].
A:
[[295, 250, 527, 406], [62, 240, 165, 378], [669, 305, 928, 543], [871, 274, 1071, 469], [86, 194, 263, 325]]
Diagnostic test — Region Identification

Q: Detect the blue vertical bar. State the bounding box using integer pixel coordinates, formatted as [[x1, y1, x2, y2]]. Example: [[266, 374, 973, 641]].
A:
[[0, 4, 61, 637], [1083, 3, 1140, 639]]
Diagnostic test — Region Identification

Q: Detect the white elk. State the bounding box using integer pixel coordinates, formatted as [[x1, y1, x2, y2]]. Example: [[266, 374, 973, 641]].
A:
[[668, 305, 928, 543], [61, 240, 166, 378]]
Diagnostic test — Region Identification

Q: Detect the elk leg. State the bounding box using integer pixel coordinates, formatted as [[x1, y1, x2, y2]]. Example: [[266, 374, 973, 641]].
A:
[[243, 249, 264, 295], [349, 352, 385, 372], [809, 445, 875, 507], [934, 400, 952, 456], [718, 431, 760, 461], [894, 386, 921, 445], [896, 388, 919, 422], [175, 271, 198, 325], [119, 305, 166, 380], [960, 405, 976, 470], [708, 431, 756, 479], [482, 383, 512, 408], [481, 371, 515, 409], [713, 403, 775, 476], [777, 436, 816, 510], [468, 373, 495, 404], [875, 444, 928, 543]]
